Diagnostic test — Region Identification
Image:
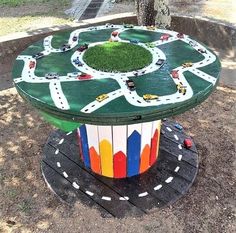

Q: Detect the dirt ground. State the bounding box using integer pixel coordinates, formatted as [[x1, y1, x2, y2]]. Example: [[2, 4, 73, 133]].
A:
[[0, 0, 235, 37], [98, 0, 236, 26], [0, 1, 236, 232], [0, 0, 72, 36], [0, 85, 235, 233]]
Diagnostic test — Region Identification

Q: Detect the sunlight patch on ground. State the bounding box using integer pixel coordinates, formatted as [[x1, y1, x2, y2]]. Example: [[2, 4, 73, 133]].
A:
[[202, 0, 236, 24], [216, 86, 236, 94], [221, 60, 236, 70], [0, 16, 71, 36]]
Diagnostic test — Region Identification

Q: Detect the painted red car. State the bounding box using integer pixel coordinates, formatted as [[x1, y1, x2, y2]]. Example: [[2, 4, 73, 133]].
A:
[[177, 33, 184, 39], [160, 34, 170, 41], [112, 31, 119, 37], [184, 138, 193, 149], [171, 70, 179, 79], [29, 61, 36, 69], [77, 73, 92, 80], [77, 44, 88, 52]]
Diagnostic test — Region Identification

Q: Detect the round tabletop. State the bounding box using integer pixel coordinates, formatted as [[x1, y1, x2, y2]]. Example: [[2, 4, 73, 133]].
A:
[[12, 24, 221, 126]]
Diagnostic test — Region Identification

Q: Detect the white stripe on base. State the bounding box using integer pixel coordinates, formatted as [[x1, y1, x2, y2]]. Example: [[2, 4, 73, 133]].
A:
[[165, 177, 174, 183], [85, 191, 94, 196], [154, 184, 162, 191], [102, 196, 111, 201], [72, 182, 80, 189], [138, 192, 148, 197]]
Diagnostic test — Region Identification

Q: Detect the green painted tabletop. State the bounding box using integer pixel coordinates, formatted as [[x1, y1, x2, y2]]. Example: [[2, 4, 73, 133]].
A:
[[12, 24, 221, 128]]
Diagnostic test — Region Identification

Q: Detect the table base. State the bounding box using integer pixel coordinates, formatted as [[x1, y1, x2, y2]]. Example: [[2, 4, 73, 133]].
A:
[[41, 120, 198, 218]]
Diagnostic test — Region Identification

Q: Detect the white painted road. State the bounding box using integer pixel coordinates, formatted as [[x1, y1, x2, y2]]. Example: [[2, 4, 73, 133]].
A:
[[14, 25, 218, 112]]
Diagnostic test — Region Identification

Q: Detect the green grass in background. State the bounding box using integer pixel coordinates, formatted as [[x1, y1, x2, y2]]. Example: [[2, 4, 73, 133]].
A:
[[0, 0, 69, 7], [0, 0, 71, 36]]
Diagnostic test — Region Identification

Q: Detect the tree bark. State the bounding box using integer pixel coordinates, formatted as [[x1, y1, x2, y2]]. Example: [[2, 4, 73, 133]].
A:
[[154, 0, 171, 28], [135, 0, 171, 28], [135, 0, 156, 26]]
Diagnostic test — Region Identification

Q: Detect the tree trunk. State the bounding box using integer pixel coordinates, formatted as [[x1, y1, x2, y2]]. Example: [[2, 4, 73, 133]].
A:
[[135, 0, 156, 26], [154, 0, 171, 28], [135, 0, 171, 28]]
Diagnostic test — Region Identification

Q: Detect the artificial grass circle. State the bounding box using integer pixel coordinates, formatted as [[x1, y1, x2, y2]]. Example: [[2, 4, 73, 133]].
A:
[[83, 42, 153, 72]]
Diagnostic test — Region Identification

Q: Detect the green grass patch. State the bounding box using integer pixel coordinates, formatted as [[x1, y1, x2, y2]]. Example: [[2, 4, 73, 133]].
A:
[[5, 188, 19, 199], [17, 199, 32, 214], [0, 0, 35, 7], [0, 0, 71, 36], [0, 0, 69, 7], [83, 42, 152, 72]]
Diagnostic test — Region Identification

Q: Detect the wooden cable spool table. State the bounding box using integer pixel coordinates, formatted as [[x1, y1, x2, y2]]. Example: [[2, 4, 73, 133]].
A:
[[12, 24, 221, 217]]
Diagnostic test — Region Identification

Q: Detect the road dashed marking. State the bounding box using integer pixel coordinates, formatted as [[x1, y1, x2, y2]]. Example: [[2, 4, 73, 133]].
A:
[[166, 127, 172, 132], [85, 191, 94, 196], [55, 122, 193, 201], [55, 149, 59, 154], [72, 182, 80, 189], [178, 154, 183, 161], [102, 196, 111, 201], [59, 139, 64, 144], [174, 134, 179, 140], [174, 166, 180, 172], [138, 192, 149, 197], [154, 184, 162, 191], [63, 171, 69, 178], [165, 177, 174, 183]]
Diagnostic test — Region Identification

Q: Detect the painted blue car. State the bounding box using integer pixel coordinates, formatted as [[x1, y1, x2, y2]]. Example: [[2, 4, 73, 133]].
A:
[[174, 123, 183, 131], [73, 57, 83, 66]]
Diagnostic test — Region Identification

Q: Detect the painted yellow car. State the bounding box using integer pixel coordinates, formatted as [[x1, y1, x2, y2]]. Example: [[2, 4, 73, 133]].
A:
[[96, 94, 109, 102], [182, 62, 193, 68], [145, 42, 156, 48], [146, 25, 156, 31], [143, 94, 159, 101], [180, 88, 187, 95], [176, 83, 187, 95]]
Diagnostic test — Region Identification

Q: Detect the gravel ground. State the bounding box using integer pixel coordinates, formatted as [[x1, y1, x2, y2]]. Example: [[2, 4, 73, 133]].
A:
[[0, 86, 235, 233]]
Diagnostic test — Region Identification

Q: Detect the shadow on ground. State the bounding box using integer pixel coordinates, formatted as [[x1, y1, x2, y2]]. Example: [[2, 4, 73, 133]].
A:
[[0, 86, 235, 232]]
